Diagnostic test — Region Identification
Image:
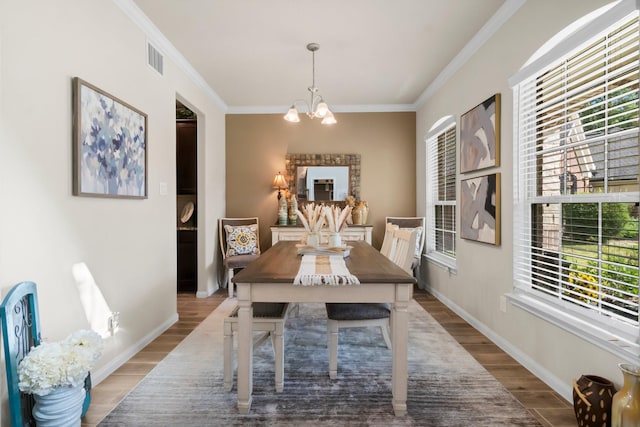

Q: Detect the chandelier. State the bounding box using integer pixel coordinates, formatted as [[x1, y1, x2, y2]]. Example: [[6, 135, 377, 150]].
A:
[[284, 43, 336, 125]]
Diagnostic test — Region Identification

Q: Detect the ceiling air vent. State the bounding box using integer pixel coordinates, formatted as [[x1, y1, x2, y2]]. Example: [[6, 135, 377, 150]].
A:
[[147, 42, 164, 76]]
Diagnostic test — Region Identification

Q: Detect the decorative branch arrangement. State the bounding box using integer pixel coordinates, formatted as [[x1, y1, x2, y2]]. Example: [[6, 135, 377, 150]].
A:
[[323, 205, 352, 233], [296, 203, 325, 233]]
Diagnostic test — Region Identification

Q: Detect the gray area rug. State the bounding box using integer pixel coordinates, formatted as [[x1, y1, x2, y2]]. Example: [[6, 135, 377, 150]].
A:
[[99, 299, 541, 426]]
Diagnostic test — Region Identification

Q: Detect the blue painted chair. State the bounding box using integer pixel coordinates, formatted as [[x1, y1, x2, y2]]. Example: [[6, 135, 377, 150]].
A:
[[0, 281, 93, 426], [0, 281, 41, 427]]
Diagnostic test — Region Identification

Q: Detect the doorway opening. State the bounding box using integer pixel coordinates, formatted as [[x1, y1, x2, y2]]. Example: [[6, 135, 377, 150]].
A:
[[176, 101, 197, 293]]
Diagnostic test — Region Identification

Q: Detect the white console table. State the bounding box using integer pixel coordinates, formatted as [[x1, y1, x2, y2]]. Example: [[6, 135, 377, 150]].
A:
[[270, 224, 373, 245]]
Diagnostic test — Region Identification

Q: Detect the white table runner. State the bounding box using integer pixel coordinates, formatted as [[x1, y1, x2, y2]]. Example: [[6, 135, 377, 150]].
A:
[[293, 255, 360, 286]]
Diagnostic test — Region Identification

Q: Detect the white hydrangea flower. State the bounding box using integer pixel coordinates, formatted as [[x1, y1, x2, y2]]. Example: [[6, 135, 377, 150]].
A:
[[17, 329, 103, 396]]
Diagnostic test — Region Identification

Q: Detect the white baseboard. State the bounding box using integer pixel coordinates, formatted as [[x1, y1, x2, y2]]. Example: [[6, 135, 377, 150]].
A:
[[90, 313, 179, 385], [424, 285, 572, 403]]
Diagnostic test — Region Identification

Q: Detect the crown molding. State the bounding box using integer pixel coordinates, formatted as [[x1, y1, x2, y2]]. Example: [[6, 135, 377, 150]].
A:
[[112, 0, 228, 112], [414, 0, 526, 109], [227, 104, 416, 115]]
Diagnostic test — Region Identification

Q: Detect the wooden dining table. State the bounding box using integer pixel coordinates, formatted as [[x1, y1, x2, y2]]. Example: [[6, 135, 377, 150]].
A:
[[232, 240, 416, 416]]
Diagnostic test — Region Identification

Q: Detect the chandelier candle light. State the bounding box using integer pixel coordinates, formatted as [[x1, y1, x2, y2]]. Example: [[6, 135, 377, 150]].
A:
[[284, 43, 337, 125]]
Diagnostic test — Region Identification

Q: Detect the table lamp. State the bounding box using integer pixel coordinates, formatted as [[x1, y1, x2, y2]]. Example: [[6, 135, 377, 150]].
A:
[[272, 172, 288, 200], [273, 172, 289, 225]]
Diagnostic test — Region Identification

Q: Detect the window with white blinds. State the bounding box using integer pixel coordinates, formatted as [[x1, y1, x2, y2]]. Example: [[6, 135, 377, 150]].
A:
[[512, 4, 639, 353], [426, 118, 456, 266]]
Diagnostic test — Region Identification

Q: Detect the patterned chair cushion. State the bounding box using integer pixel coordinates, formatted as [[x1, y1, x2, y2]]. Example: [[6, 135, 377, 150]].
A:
[[225, 224, 260, 257]]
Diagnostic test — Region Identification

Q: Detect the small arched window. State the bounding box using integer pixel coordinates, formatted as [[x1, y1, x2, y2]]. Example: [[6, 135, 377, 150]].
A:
[[425, 116, 457, 269]]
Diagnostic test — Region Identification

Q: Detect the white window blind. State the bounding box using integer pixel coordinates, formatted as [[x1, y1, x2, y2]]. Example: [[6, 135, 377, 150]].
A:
[[426, 120, 456, 262], [513, 10, 639, 345]]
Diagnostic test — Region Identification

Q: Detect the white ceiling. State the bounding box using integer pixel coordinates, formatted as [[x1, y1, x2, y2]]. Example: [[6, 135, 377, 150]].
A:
[[130, 0, 511, 113]]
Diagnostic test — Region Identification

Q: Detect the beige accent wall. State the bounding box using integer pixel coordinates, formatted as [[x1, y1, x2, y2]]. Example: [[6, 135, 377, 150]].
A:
[[225, 112, 416, 250]]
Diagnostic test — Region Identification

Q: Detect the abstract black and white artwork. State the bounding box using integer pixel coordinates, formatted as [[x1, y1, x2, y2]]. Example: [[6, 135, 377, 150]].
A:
[[460, 93, 500, 174], [460, 173, 500, 245]]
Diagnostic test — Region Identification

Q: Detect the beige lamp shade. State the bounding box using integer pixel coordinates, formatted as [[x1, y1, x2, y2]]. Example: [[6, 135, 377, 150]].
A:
[[272, 172, 288, 189]]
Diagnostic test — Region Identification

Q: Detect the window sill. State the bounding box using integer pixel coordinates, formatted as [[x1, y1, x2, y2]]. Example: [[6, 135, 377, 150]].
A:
[[508, 290, 640, 364], [424, 253, 457, 275]]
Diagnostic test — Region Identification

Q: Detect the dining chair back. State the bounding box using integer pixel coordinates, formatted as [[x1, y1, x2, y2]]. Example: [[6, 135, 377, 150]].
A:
[[385, 216, 426, 272], [390, 228, 421, 274], [379, 222, 399, 259], [219, 217, 261, 298], [0, 281, 41, 427]]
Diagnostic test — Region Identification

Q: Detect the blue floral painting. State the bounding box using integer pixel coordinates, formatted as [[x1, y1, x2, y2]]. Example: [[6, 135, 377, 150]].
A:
[[73, 78, 147, 198]]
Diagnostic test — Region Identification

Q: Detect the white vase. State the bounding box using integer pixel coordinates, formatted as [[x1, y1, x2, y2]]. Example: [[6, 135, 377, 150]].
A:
[[33, 385, 85, 427], [306, 232, 320, 247], [328, 232, 342, 248]]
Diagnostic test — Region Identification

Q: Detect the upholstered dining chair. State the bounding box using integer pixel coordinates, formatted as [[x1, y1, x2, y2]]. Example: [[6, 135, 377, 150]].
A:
[[325, 227, 420, 379], [219, 217, 261, 298], [224, 302, 289, 393], [1, 281, 41, 427]]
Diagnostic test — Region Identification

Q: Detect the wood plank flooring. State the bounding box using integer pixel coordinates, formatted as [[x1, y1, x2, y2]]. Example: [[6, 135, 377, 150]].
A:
[[81, 287, 577, 426]]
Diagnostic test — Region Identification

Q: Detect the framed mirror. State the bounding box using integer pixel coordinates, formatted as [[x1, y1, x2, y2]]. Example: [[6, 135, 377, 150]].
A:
[[285, 154, 360, 202], [295, 166, 349, 201]]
